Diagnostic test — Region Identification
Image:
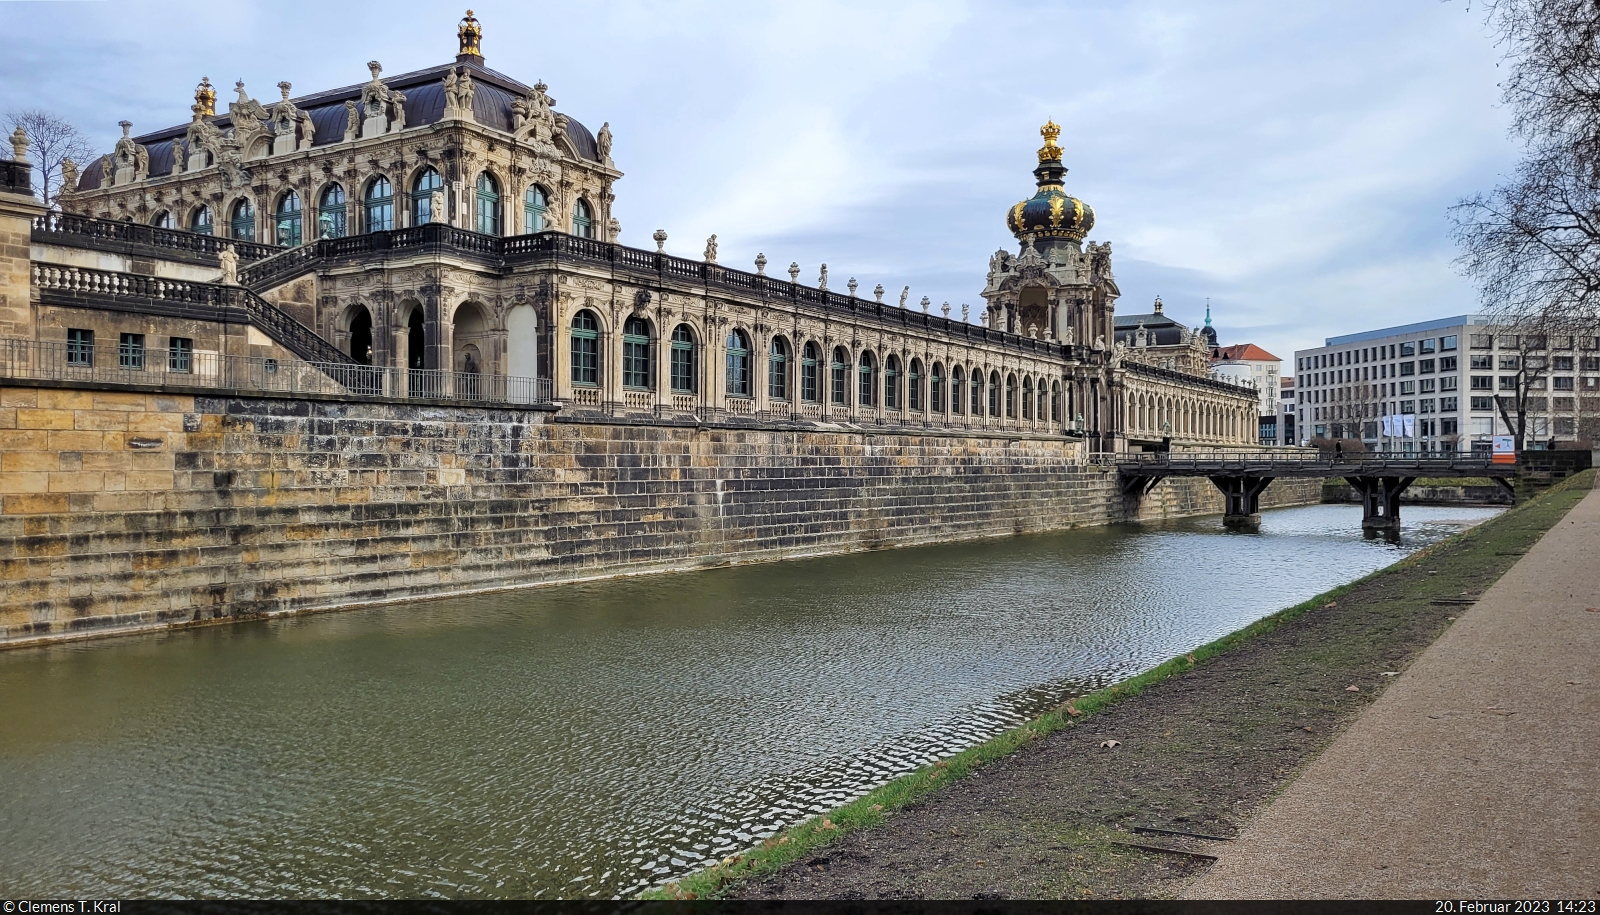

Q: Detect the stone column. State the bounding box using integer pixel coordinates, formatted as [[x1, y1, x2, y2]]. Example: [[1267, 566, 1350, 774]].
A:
[[0, 162, 44, 338]]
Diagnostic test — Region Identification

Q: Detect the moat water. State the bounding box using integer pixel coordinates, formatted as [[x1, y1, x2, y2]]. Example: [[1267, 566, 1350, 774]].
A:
[[0, 503, 1501, 899]]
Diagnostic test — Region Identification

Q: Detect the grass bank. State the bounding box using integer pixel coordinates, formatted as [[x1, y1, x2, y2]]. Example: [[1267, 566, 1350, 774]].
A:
[[645, 470, 1594, 900]]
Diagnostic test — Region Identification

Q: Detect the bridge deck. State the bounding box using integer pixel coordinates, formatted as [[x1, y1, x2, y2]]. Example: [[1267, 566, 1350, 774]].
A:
[[1115, 453, 1514, 479]]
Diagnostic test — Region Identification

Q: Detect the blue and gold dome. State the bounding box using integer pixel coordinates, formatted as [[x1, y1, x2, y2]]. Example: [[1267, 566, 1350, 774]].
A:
[[1005, 120, 1094, 243]]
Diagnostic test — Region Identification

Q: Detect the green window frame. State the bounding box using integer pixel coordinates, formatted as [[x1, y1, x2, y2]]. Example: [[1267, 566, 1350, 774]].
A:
[[800, 342, 819, 403], [670, 324, 696, 394], [190, 206, 212, 236], [411, 168, 442, 226], [571, 310, 600, 386], [66, 328, 94, 366], [230, 199, 255, 241], [831, 347, 848, 405], [525, 185, 548, 233], [274, 191, 302, 247], [884, 355, 899, 410], [726, 329, 752, 397], [909, 359, 922, 411], [990, 371, 1001, 416], [169, 337, 193, 373], [858, 350, 876, 408], [769, 336, 789, 400], [622, 316, 651, 389], [476, 172, 501, 236], [118, 332, 145, 370], [365, 177, 394, 232], [318, 184, 346, 239], [931, 363, 943, 413], [573, 199, 593, 239]]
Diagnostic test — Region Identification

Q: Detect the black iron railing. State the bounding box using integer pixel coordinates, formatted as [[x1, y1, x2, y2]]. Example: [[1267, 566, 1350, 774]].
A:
[[1116, 451, 1511, 475], [33, 211, 279, 263]]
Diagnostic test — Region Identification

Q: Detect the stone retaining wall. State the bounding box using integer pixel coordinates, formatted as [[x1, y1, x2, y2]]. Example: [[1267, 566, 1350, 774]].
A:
[[0, 385, 1323, 647]]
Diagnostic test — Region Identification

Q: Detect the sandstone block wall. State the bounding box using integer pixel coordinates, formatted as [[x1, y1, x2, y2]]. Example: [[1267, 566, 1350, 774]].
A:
[[0, 385, 1322, 647]]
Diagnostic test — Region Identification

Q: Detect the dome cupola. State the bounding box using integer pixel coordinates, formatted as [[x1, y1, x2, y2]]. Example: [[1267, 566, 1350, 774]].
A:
[[1005, 120, 1095, 244]]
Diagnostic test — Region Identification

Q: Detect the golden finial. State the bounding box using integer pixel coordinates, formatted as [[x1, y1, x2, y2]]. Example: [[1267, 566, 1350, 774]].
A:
[[458, 10, 483, 58], [1037, 119, 1062, 163], [195, 77, 216, 117]]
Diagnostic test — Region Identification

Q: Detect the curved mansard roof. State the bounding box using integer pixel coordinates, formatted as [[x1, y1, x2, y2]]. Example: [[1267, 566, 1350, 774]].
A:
[[78, 59, 600, 190]]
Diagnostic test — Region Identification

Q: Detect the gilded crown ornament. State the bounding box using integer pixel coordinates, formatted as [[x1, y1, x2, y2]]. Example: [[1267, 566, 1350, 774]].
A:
[[459, 10, 483, 57], [194, 77, 216, 117], [1037, 119, 1062, 163]]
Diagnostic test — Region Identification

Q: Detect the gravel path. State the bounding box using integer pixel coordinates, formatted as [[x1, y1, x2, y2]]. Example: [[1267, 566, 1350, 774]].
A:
[[1187, 481, 1600, 899]]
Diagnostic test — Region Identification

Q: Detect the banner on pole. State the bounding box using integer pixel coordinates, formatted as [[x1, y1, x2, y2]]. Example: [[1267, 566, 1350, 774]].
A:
[[1492, 435, 1516, 464]]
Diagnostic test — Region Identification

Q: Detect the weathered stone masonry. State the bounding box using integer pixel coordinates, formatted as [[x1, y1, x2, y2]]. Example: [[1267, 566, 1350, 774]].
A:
[[0, 385, 1317, 647]]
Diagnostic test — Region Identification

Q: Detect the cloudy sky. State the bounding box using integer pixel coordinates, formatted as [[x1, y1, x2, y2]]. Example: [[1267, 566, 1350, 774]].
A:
[[2, 0, 1517, 360]]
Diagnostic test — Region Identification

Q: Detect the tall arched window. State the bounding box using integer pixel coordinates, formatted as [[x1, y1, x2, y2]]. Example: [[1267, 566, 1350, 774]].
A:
[[990, 371, 1001, 416], [365, 177, 394, 232], [670, 324, 696, 394], [151, 211, 174, 230], [274, 191, 302, 247], [1022, 376, 1034, 420], [525, 184, 549, 233], [831, 347, 849, 405], [476, 172, 501, 236], [190, 206, 213, 236], [768, 336, 790, 400], [800, 342, 820, 403], [884, 355, 900, 410], [931, 362, 944, 413], [318, 184, 346, 239], [858, 350, 876, 408], [1005, 373, 1017, 418], [909, 358, 923, 411], [951, 366, 964, 414], [726, 329, 752, 397], [971, 369, 983, 416], [411, 167, 442, 225], [573, 199, 593, 239], [229, 199, 255, 241], [571, 309, 600, 386], [622, 316, 651, 389], [1038, 381, 1049, 422]]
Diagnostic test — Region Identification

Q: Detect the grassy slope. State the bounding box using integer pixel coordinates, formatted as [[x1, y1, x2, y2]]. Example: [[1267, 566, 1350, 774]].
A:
[[643, 470, 1594, 900]]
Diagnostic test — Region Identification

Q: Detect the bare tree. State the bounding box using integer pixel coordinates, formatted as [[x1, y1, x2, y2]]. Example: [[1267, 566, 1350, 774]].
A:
[[1489, 324, 1555, 452], [1451, 0, 1600, 332], [4, 109, 96, 208]]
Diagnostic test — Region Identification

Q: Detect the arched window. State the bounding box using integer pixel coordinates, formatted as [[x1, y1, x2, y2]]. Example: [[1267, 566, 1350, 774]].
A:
[[411, 167, 442, 226], [1022, 376, 1034, 420], [476, 172, 501, 236], [274, 191, 302, 247], [573, 199, 594, 239], [318, 184, 346, 239], [670, 324, 696, 393], [800, 342, 820, 403], [768, 336, 790, 401], [525, 184, 549, 233], [931, 362, 944, 413], [951, 366, 964, 414], [971, 370, 983, 416], [365, 177, 394, 232], [884, 355, 900, 410], [726, 329, 752, 397], [831, 347, 849, 405], [229, 199, 255, 241], [151, 211, 173, 230], [622, 316, 651, 389], [990, 371, 1001, 416], [909, 358, 923, 411], [1005, 374, 1017, 418], [571, 309, 600, 386], [1039, 382, 1049, 422], [858, 350, 876, 408], [190, 206, 213, 236]]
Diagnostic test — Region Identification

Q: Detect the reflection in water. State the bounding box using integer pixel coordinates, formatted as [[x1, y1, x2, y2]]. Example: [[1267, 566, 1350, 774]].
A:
[[0, 504, 1499, 898]]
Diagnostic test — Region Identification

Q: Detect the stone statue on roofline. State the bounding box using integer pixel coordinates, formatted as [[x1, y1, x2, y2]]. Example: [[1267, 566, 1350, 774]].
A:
[[597, 122, 613, 166], [704, 234, 718, 263]]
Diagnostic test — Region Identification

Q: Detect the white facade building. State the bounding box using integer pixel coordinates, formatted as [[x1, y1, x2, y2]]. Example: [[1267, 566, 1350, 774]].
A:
[[1293, 315, 1600, 453]]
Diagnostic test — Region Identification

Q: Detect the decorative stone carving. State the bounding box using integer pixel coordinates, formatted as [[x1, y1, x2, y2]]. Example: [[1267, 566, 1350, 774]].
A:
[[1028, 323, 1039, 340], [429, 190, 445, 223], [10, 127, 27, 163], [607, 217, 620, 240], [269, 81, 309, 155], [219, 244, 238, 285], [847, 277, 857, 297], [921, 296, 930, 313], [788, 262, 799, 283], [873, 284, 884, 303], [943, 302, 951, 317], [652, 229, 667, 252], [597, 122, 613, 166], [444, 67, 477, 121], [818, 264, 828, 290], [703, 234, 717, 263], [98, 154, 113, 188], [754, 252, 766, 274], [962, 303, 969, 322], [361, 62, 401, 135], [60, 157, 77, 190], [184, 104, 224, 172], [228, 81, 271, 153], [343, 101, 360, 142]]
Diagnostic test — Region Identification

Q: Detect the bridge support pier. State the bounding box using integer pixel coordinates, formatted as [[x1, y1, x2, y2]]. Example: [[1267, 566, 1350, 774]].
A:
[[1346, 475, 1415, 532], [1209, 475, 1273, 528]]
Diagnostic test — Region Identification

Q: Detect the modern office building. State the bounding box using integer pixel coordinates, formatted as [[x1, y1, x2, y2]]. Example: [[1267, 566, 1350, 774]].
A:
[[1293, 315, 1600, 453]]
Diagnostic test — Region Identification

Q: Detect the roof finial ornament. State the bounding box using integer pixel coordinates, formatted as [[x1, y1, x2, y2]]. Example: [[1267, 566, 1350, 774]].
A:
[[1037, 119, 1062, 163], [194, 77, 216, 117], [1205, 297, 1212, 326], [459, 10, 483, 59], [1153, 294, 1163, 315]]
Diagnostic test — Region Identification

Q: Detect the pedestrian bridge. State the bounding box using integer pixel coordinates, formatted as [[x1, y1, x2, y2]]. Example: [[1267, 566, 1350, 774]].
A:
[[1115, 452, 1516, 530]]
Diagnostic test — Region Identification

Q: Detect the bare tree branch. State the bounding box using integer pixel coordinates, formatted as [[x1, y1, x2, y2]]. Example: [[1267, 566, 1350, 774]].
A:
[[4, 109, 96, 208]]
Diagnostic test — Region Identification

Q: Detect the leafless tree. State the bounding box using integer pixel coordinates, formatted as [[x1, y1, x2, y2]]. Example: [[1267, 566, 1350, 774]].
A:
[[4, 109, 96, 208], [1488, 325, 1555, 451], [1451, 0, 1600, 332]]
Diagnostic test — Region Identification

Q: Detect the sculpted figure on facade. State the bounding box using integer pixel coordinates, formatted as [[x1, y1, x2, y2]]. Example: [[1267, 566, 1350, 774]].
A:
[[597, 122, 613, 166], [703, 234, 717, 263], [228, 81, 271, 151], [218, 244, 238, 285]]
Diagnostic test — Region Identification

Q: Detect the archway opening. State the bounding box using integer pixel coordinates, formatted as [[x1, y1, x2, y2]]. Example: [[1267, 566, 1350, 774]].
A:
[[350, 307, 373, 366]]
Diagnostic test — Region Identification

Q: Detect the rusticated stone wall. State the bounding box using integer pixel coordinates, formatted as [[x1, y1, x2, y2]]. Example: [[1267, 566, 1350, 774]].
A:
[[0, 385, 1321, 647]]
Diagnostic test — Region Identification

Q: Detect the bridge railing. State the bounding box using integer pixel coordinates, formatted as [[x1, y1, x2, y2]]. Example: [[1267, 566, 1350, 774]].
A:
[[1115, 451, 1504, 474]]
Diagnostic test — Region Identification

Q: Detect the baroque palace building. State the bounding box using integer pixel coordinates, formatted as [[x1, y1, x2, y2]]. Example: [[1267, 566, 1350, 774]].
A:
[[13, 12, 1258, 453]]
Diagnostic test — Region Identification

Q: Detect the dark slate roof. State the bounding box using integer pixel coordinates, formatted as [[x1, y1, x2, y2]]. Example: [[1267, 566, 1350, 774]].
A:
[[78, 58, 600, 190], [1113, 312, 1183, 329]]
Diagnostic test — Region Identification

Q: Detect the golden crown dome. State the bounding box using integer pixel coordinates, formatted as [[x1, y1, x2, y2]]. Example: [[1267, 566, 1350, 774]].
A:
[[1006, 121, 1094, 242], [459, 10, 482, 58], [194, 77, 216, 117]]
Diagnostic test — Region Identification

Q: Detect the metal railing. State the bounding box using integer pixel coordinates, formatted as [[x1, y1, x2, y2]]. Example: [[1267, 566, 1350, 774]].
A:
[[32, 211, 279, 263], [0, 337, 552, 406], [1116, 451, 1507, 474]]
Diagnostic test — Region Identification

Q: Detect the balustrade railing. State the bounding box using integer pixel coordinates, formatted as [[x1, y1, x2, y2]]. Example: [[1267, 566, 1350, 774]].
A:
[[33, 211, 278, 262], [0, 337, 551, 406]]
